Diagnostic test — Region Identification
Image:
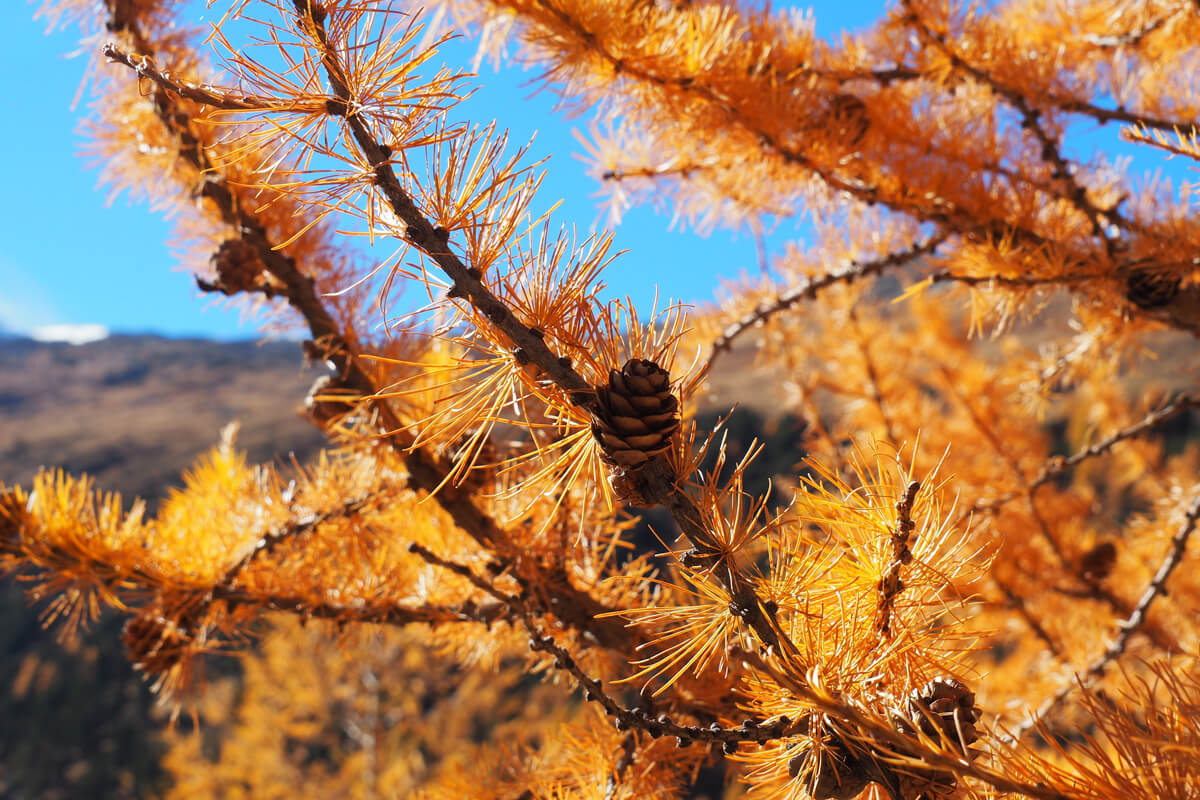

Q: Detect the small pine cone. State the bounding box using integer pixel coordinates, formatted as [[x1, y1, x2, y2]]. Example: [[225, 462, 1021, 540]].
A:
[[1125, 270, 1179, 309], [906, 678, 982, 754], [123, 614, 190, 676], [211, 238, 266, 294], [1079, 540, 1117, 582], [828, 93, 870, 147], [591, 359, 679, 468]]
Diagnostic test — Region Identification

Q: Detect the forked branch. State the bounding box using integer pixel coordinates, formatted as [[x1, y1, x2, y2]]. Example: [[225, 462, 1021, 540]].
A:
[[902, 0, 1131, 252], [1011, 492, 1200, 741], [273, 1, 800, 665], [962, 393, 1200, 521], [99, 22, 631, 652], [700, 233, 950, 380]]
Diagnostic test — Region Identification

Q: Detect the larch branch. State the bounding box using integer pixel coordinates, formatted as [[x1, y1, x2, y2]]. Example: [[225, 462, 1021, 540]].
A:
[[510, 0, 1169, 261], [1011, 492, 1200, 742], [210, 588, 509, 628], [408, 540, 794, 753], [218, 489, 385, 592], [961, 393, 1200, 521], [526, 628, 795, 749], [735, 648, 1082, 800], [924, 269, 1100, 289], [700, 233, 950, 380], [901, 0, 1130, 254], [100, 26, 631, 653], [946, 380, 1189, 652], [101, 45, 283, 111], [291, 0, 799, 665], [1028, 394, 1200, 494]]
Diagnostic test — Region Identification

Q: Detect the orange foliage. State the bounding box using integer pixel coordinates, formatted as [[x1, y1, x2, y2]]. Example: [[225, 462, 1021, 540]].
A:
[[7, 0, 1200, 797]]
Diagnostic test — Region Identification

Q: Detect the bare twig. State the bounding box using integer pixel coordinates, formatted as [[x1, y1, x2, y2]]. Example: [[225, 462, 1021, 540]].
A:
[[218, 489, 384, 591], [526, 629, 794, 749], [925, 269, 1099, 289], [1031, 396, 1200, 493], [961, 393, 1200, 522], [209, 588, 509, 628], [700, 234, 950, 380], [407, 541, 519, 606], [1045, 95, 1197, 135], [408, 541, 796, 751], [602, 165, 700, 182], [102, 45, 282, 110], [1011, 492, 1200, 741]]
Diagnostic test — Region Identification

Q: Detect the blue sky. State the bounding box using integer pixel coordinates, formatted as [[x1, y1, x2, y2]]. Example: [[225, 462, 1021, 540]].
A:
[[0, 2, 1189, 340], [0, 1, 893, 340]]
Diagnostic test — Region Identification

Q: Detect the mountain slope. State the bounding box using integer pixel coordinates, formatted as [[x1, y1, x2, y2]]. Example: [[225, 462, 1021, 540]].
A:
[[0, 335, 327, 503]]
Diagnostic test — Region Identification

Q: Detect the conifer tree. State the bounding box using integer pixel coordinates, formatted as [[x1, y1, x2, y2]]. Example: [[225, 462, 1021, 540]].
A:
[[5, 0, 1200, 797]]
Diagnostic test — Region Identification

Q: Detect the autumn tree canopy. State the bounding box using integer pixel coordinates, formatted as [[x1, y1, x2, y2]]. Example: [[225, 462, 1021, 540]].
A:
[[5, 0, 1200, 797]]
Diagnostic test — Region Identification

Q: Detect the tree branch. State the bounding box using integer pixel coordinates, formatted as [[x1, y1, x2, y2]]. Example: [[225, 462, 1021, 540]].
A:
[[962, 393, 1200, 522], [286, 0, 802, 667], [99, 24, 632, 653], [526, 628, 794, 750], [210, 588, 509, 628], [734, 648, 1080, 800], [700, 233, 950, 380], [902, 0, 1131, 256], [1011, 492, 1200, 742]]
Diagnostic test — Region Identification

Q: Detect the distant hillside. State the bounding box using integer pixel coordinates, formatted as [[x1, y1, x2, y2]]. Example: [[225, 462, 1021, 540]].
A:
[[0, 335, 328, 504]]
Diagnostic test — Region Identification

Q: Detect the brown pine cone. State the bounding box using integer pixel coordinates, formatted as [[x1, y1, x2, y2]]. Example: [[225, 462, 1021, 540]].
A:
[[1079, 540, 1117, 582], [211, 238, 267, 294], [591, 359, 679, 468], [1125, 269, 1180, 310], [905, 677, 982, 753]]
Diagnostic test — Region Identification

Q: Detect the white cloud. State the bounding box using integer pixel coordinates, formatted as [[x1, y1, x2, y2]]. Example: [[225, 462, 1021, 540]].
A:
[[31, 324, 110, 345]]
